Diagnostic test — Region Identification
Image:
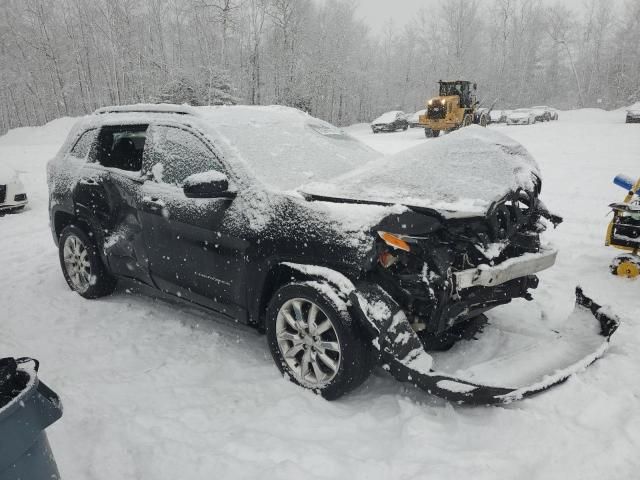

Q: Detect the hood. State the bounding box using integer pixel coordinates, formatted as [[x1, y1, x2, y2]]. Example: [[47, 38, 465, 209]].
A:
[[508, 111, 531, 119], [301, 126, 540, 216]]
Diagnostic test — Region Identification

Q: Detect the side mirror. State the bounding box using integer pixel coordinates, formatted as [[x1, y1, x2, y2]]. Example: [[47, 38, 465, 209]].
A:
[[183, 171, 235, 199]]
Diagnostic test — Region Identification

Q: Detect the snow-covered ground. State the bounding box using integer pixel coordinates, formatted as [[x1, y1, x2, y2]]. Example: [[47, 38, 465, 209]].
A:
[[1, 110, 639, 479]]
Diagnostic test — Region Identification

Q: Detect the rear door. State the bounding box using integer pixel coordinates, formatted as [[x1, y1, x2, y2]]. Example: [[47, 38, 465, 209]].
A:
[[72, 124, 152, 284], [139, 124, 245, 319]]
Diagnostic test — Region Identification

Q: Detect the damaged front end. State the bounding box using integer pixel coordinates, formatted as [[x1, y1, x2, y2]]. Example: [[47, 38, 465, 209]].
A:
[[369, 188, 561, 337], [350, 284, 619, 404]]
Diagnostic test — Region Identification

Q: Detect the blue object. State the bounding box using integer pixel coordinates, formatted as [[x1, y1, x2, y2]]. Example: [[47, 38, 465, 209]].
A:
[[613, 174, 637, 192]]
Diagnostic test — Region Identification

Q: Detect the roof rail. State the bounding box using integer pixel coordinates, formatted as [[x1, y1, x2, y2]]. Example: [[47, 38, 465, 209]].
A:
[[93, 104, 197, 116]]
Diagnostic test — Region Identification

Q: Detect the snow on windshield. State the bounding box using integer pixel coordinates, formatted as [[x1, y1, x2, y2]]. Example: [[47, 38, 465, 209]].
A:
[[198, 106, 381, 191], [302, 126, 540, 214]]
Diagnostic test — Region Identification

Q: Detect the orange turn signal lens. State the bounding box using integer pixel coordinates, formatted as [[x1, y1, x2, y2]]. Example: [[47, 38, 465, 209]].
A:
[[378, 231, 411, 252]]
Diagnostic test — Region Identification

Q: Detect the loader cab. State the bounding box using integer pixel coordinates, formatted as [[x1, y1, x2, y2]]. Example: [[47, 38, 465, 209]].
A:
[[438, 80, 475, 109]]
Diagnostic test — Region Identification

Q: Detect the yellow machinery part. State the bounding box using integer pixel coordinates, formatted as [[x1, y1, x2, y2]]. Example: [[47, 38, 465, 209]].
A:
[[605, 176, 640, 251], [616, 260, 640, 278]]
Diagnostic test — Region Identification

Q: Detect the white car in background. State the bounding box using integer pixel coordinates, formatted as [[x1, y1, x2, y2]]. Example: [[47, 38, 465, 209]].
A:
[[506, 109, 537, 125], [489, 110, 508, 123], [0, 164, 28, 213], [408, 109, 426, 127]]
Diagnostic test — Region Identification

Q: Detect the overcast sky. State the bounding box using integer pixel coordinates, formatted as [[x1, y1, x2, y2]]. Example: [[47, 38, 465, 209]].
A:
[[353, 0, 592, 33]]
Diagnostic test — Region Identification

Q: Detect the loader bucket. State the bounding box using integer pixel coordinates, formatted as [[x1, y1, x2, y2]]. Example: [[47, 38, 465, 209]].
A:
[[352, 286, 619, 405]]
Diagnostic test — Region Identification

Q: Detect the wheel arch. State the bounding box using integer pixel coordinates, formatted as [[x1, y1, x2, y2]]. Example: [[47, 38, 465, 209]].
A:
[[253, 261, 358, 331]]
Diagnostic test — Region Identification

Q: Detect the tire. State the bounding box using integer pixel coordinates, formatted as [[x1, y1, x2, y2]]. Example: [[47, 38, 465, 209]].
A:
[[58, 225, 117, 299], [403, 124, 408, 131], [479, 114, 488, 127], [266, 283, 375, 400], [462, 114, 472, 127], [432, 129, 440, 137], [424, 128, 433, 138]]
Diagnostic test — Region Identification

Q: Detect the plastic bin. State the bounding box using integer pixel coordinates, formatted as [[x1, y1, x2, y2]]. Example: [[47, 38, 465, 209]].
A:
[[0, 358, 63, 480]]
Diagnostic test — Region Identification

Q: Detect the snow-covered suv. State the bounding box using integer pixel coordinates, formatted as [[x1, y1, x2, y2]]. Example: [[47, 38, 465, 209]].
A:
[[47, 104, 578, 403], [0, 164, 28, 213]]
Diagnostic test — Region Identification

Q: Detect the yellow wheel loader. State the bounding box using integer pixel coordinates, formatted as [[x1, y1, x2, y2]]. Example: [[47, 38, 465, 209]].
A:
[[419, 80, 488, 138]]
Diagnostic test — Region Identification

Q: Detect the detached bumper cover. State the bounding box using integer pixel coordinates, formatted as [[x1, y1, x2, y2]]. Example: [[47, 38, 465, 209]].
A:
[[352, 284, 619, 405], [454, 249, 557, 289]]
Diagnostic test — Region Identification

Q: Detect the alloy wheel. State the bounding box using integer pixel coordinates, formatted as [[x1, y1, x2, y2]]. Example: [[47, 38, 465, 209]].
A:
[[63, 235, 92, 293], [275, 298, 341, 388]]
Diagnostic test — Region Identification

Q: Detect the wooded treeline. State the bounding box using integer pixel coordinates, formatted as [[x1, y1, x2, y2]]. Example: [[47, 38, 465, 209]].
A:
[[1, 0, 639, 133]]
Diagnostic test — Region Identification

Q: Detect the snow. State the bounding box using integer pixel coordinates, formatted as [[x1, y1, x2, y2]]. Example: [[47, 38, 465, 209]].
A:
[[1, 108, 640, 479], [303, 125, 539, 214], [183, 170, 229, 187]]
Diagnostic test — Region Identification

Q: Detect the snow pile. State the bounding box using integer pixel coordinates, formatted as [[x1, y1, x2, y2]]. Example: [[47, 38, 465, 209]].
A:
[[303, 125, 540, 214]]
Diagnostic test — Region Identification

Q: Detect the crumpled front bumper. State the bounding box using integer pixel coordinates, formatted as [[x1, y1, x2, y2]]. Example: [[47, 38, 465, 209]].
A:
[[454, 248, 557, 289], [351, 284, 619, 405]]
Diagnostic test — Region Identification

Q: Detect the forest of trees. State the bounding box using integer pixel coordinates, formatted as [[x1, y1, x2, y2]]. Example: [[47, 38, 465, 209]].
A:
[[0, 0, 639, 134]]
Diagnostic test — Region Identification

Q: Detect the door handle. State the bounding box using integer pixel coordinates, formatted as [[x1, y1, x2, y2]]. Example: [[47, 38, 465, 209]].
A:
[[142, 197, 165, 215]]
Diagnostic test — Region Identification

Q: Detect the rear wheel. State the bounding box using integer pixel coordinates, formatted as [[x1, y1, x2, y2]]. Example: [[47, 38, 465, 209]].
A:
[[58, 225, 117, 298], [479, 114, 488, 127], [266, 283, 374, 400], [462, 114, 473, 127]]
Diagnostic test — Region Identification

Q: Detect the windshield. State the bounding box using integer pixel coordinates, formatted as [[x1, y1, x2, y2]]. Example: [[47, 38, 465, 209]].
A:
[[199, 106, 382, 190]]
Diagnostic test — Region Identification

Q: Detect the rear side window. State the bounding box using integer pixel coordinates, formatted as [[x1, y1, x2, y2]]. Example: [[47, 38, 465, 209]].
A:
[[144, 125, 222, 186], [95, 125, 148, 172], [69, 129, 97, 159]]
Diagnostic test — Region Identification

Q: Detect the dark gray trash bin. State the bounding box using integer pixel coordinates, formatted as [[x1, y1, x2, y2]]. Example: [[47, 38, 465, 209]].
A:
[[0, 358, 63, 480]]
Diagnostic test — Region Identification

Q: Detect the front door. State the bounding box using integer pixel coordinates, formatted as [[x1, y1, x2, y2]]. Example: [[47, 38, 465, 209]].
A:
[[72, 124, 152, 284], [139, 124, 245, 319]]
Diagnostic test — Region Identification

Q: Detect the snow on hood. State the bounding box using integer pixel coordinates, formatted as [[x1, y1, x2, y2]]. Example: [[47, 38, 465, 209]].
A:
[[301, 126, 540, 215], [372, 111, 403, 124]]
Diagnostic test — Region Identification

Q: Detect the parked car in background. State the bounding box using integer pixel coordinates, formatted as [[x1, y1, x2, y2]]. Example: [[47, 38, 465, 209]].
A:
[[506, 109, 537, 125], [529, 107, 551, 122], [371, 111, 409, 133], [408, 109, 426, 128], [0, 164, 28, 213], [489, 110, 508, 124], [626, 103, 640, 123], [530, 106, 558, 121]]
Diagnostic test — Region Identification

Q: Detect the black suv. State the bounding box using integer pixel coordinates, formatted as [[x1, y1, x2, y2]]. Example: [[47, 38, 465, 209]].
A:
[[48, 105, 558, 400]]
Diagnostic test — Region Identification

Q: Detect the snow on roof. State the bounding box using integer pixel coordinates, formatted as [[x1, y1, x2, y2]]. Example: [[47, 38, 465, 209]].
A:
[[301, 126, 540, 214]]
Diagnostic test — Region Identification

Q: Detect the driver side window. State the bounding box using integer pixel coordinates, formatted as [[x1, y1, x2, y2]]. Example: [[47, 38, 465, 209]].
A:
[[143, 125, 222, 186]]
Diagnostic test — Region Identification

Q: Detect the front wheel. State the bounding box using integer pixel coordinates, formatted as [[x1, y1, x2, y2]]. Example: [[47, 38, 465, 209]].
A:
[[462, 114, 473, 127], [266, 283, 374, 400], [58, 225, 117, 298]]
